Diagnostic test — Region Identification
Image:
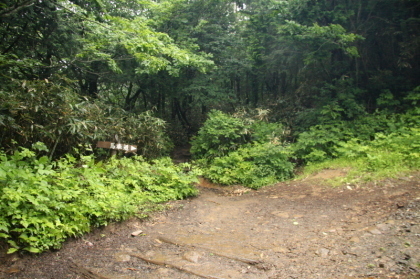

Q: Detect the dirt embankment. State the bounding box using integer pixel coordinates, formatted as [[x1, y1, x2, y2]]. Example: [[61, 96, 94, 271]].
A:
[[1, 171, 419, 279]]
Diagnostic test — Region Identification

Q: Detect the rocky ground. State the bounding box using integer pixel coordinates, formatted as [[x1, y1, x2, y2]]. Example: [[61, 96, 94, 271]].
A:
[[0, 170, 419, 279]]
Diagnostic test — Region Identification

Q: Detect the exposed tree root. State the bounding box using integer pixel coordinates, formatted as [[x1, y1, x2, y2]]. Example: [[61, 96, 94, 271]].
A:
[[130, 253, 225, 279], [69, 261, 111, 279], [157, 236, 262, 266]]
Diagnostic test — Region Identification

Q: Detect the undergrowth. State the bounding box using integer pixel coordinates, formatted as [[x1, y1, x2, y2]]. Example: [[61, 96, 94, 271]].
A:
[[0, 143, 198, 254], [192, 109, 419, 189], [191, 109, 292, 188], [204, 142, 294, 189], [294, 126, 419, 186]]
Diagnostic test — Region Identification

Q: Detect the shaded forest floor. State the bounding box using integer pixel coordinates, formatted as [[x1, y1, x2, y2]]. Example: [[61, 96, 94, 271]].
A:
[[1, 169, 419, 279]]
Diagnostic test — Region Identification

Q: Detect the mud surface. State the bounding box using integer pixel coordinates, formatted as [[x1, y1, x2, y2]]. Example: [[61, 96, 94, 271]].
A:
[[1, 171, 419, 279]]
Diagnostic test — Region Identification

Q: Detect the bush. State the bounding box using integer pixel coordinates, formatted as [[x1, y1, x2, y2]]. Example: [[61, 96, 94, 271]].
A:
[[0, 144, 198, 253], [292, 111, 420, 164], [0, 78, 173, 159], [204, 143, 294, 189], [191, 109, 292, 188], [190, 109, 287, 160], [336, 128, 420, 172], [250, 121, 287, 144], [190, 110, 249, 160]]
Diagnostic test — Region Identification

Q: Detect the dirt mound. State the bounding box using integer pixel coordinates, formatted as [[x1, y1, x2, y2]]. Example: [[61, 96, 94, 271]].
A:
[[1, 173, 419, 279]]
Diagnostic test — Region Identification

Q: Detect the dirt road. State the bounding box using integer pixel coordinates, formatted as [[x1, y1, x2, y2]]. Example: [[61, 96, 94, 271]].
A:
[[1, 171, 419, 279]]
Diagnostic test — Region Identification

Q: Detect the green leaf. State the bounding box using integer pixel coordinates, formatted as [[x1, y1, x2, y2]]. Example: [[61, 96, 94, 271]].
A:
[[7, 240, 18, 248], [24, 247, 41, 253], [0, 225, 9, 233], [0, 233, 9, 238], [7, 248, 18, 254]]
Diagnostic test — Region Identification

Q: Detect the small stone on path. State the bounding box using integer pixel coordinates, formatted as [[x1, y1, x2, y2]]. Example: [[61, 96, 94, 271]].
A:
[[316, 248, 330, 258], [349, 237, 360, 243], [376, 223, 390, 231], [385, 219, 395, 225], [368, 227, 382, 235], [114, 253, 131, 262], [131, 230, 143, 236], [183, 251, 201, 263]]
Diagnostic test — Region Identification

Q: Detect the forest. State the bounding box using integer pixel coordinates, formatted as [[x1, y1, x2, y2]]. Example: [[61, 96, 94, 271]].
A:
[[0, 0, 419, 253]]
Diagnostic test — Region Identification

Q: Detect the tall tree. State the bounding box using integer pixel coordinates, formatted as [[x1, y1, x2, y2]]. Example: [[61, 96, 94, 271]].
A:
[[0, 0, 213, 153]]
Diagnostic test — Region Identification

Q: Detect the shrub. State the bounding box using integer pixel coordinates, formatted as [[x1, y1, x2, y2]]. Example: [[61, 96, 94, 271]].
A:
[[191, 109, 292, 188], [336, 128, 420, 172], [0, 144, 198, 253], [190, 109, 287, 160], [190, 110, 249, 160], [291, 122, 352, 163], [292, 111, 420, 164], [204, 143, 294, 189], [0, 78, 173, 159], [250, 121, 287, 144]]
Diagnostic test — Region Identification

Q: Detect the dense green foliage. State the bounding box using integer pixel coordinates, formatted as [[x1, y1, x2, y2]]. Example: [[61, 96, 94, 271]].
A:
[[297, 125, 420, 186], [190, 110, 249, 159], [192, 109, 419, 188], [204, 142, 294, 189], [0, 0, 212, 156], [337, 128, 420, 172], [293, 112, 420, 164], [0, 144, 198, 253], [0, 77, 173, 158], [191, 109, 286, 159], [191, 110, 292, 188], [290, 110, 420, 185]]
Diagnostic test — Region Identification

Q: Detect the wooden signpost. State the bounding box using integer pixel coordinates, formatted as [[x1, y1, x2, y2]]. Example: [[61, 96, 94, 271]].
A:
[[96, 141, 137, 153]]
